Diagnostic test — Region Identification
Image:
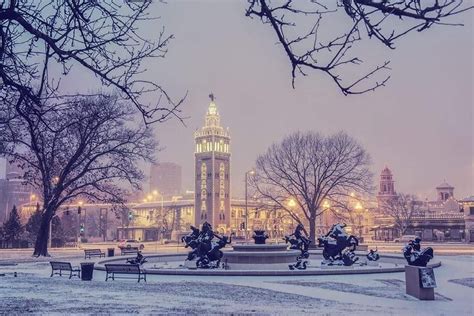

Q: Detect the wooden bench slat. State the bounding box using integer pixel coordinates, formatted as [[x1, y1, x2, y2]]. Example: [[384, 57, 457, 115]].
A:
[[104, 264, 146, 282], [84, 249, 105, 259], [50, 261, 80, 279]]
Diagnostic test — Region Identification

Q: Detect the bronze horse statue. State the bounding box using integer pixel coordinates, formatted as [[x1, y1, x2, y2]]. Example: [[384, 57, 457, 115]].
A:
[[317, 223, 359, 266]]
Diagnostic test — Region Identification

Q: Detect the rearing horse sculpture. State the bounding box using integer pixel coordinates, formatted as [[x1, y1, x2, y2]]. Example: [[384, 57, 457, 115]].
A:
[[284, 224, 311, 270], [183, 222, 232, 269], [317, 223, 359, 266]]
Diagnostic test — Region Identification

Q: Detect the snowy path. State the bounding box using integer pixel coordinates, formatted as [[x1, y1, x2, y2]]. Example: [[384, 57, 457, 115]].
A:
[[0, 252, 472, 315]]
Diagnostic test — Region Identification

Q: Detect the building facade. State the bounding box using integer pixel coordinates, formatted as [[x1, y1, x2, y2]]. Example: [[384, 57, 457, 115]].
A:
[[194, 95, 231, 232], [123, 197, 296, 241], [372, 166, 470, 242]]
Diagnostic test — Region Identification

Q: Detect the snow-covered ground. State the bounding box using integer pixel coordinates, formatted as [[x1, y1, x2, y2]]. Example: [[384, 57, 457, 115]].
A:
[[0, 250, 473, 315]]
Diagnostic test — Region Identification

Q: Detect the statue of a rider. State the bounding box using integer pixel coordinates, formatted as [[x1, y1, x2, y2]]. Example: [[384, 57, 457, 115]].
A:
[[183, 222, 232, 269], [403, 237, 434, 267], [285, 224, 311, 270], [317, 223, 359, 266]]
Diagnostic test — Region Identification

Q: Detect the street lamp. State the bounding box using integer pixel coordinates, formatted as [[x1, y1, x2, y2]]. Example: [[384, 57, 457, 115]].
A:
[[287, 198, 297, 208], [245, 170, 255, 240], [354, 201, 363, 239], [322, 200, 330, 210]]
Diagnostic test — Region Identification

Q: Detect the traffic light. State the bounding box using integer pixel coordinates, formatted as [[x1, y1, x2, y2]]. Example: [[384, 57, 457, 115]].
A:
[[80, 223, 85, 234], [77, 206, 81, 215], [240, 222, 245, 230], [128, 211, 133, 221]]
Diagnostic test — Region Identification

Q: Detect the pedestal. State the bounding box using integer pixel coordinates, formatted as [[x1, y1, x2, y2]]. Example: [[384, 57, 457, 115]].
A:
[[405, 265, 436, 300]]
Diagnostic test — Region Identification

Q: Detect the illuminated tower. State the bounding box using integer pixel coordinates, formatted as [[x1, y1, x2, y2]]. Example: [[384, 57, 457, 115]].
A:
[[194, 94, 231, 232]]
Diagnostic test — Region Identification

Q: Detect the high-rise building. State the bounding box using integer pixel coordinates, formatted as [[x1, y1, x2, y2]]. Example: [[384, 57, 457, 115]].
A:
[[194, 94, 231, 232], [0, 161, 31, 222], [149, 162, 182, 197]]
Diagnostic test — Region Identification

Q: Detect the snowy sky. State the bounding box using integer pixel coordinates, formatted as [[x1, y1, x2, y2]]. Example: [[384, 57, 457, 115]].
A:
[[5, 1, 473, 200]]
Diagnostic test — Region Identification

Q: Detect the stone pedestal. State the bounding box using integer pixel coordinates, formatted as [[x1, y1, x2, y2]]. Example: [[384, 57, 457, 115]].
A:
[[367, 261, 379, 267], [405, 265, 436, 300]]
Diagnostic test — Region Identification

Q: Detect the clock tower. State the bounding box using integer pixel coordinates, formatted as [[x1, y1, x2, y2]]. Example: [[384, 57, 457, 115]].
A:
[[194, 94, 231, 232]]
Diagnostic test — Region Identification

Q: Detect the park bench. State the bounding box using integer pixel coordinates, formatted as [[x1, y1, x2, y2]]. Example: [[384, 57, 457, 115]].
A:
[[84, 248, 106, 259], [104, 264, 146, 282], [121, 247, 139, 255], [50, 261, 81, 279]]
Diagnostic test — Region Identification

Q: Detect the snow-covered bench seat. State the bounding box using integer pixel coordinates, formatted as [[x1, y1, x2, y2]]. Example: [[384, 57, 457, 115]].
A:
[[120, 247, 139, 255], [84, 249, 106, 259], [104, 264, 146, 283], [50, 261, 81, 279]]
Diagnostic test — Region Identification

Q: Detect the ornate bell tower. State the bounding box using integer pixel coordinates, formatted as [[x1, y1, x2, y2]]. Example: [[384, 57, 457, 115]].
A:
[[194, 94, 231, 232], [377, 166, 397, 206]]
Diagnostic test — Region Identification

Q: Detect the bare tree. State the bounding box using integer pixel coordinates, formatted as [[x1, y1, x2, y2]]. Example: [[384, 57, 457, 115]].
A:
[[0, 94, 156, 256], [156, 204, 185, 240], [246, 0, 472, 94], [252, 131, 373, 244], [379, 193, 421, 235], [0, 0, 184, 124]]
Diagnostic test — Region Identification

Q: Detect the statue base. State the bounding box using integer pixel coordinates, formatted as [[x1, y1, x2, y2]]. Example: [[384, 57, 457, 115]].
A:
[[320, 261, 354, 269], [405, 265, 436, 300], [367, 261, 380, 267], [184, 260, 197, 269]]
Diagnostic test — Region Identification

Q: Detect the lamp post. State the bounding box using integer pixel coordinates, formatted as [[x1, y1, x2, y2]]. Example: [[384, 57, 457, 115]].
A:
[[245, 170, 255, 240], [287, 198, 297, 235], [354, 201, 363, 240]]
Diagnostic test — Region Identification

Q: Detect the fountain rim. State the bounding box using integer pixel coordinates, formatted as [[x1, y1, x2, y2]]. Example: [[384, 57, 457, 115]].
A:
[[94, 251, 442, 276]]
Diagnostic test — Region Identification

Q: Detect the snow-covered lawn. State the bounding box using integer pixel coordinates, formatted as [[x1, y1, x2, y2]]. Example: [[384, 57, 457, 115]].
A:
[[0, 251, 472, 315]]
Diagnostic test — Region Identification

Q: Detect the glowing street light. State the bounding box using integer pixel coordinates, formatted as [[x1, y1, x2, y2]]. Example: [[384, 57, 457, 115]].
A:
[[287, 198, 297, 208], [322, 200, 330, 209]]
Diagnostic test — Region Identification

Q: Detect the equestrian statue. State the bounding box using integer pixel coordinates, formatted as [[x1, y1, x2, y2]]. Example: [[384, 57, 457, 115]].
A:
[[317, 223, 359, 266], [403, 237, 434, 267], [182, 222, 232, 269], [284, 224, 311, 270]]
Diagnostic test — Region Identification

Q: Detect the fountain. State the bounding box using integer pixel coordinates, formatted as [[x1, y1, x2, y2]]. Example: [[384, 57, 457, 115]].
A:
[[252, 230, 269, 244], [96, 223, 441, 276]]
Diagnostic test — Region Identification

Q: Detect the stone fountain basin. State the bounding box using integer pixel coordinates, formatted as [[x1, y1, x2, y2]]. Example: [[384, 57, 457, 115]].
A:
[[94, 251, 441, 276], [223, 243, 299, 265], [231, 244, 289, 252]]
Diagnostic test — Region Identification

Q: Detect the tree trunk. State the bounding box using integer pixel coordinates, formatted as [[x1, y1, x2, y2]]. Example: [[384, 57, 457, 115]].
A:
[[309, 216, 316, 246], [33, 212, 52, 257]]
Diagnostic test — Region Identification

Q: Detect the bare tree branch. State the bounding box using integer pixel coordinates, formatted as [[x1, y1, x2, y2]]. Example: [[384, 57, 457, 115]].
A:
[[246, 0, 471, 94], [0, 0, 184, 124]]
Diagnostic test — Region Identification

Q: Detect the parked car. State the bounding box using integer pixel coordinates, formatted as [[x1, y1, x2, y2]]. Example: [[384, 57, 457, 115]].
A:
[[393, 235, 418, 243], [118, 239, 144, 250]]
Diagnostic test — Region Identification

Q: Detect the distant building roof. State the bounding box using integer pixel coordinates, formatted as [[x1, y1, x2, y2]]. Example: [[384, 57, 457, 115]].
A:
[[460, 196, 474, 203], [380, 166, 392, 176], [436, 181, 454, 189]]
